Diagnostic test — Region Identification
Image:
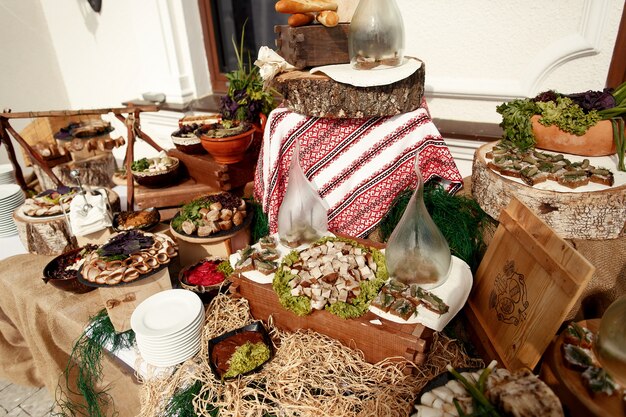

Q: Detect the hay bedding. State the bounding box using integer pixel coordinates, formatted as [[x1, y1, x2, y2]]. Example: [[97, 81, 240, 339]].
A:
[[138, 294, 481, 417]]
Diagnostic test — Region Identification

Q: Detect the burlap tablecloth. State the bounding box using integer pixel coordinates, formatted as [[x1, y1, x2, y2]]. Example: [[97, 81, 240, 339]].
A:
[[0, 254, 141, 416]]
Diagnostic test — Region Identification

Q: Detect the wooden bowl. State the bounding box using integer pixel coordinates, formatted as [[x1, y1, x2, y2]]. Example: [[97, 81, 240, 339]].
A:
[[171, 134, 206, 155], [532, 115, 616, 156], [43, 247, 97, 294], [178, 256, 231, 303], [131, 158, 181, 188]]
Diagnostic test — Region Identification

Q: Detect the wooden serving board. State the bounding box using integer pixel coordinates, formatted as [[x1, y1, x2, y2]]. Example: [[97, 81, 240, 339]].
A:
[[541, 319, 625, 417], [466, 197, 595, 370], [471, 141, 626, 239], [229, 274, 433, 365]]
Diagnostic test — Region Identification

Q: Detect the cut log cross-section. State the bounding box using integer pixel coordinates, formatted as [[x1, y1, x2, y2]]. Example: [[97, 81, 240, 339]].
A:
[[272, 63, 425, 118]]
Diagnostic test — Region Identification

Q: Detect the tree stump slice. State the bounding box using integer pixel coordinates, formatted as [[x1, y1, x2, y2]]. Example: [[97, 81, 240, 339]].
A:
[[13, 188, 121, 255], [471, 142, 626, 240], [34, 152, 116, 189], [272, 63, 425, 118], [13, 210, 77, 256]]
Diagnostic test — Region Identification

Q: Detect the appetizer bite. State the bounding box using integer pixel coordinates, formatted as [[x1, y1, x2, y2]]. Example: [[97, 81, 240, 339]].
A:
[[22, 186, 79, 217], [272, 237, 387, 319]]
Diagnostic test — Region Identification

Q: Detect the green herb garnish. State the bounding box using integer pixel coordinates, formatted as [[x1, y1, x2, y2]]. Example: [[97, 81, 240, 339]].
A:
[[222, 341, 270, 379], [131, 158, 150, 172]]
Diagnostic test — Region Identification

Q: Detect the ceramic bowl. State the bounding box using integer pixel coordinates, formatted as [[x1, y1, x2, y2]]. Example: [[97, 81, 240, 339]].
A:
[[131, 157, 181, 188], [43, 247, 96, 294], [178, 256, 231, 303]]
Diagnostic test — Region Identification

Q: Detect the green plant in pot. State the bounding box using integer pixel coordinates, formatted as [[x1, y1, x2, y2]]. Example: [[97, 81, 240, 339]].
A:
[[199, 25, 276, 164]]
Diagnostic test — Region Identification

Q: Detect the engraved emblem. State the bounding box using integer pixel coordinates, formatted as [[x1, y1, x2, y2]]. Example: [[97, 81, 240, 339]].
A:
[[489, 260, 529, 326]]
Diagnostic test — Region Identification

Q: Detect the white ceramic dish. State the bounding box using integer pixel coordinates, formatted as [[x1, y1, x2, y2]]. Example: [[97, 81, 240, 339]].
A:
[[131, 289, 203, 337], [369, 256, 473, 332]]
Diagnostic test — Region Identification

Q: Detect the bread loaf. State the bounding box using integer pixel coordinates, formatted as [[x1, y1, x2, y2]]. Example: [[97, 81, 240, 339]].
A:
[[316, 10, 339, 27], [288, 13, 315, 27], [275, 0, 338, 14]]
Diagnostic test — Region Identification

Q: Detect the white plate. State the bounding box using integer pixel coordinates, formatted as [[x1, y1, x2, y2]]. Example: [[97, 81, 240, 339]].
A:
[[0, 164, 13, 175], [139, 340, 201, 360], [141, 345, 200, 367], [369, 256, 473, 332], [134, 309, 204, 341], [136, 327, 203, 352], [131, 289, 203, 337], [0, 185, 21, 201]]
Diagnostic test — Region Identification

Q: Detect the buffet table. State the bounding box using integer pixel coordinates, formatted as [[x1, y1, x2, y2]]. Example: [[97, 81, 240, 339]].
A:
[[0, 253, 142, 416]]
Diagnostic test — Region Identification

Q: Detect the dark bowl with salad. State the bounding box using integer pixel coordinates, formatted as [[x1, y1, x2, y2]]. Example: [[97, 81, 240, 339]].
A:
[[178, 256, 233, 303], [130, 156, 181, 188], [43, 245, 98, 294]]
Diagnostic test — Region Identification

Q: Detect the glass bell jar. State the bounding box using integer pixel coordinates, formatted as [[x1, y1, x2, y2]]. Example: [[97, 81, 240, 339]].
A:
[[277, 139, 329, 248], [384, 157, 452, 290], [348, 0, 405, 69]]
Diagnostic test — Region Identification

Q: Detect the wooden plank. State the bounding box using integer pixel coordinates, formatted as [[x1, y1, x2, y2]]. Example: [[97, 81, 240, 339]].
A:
[[467, 197, 595, 370], [134, 177, 219, 210], [168, 147, 257, 191], [230, 275, 433, 365], [0, 105, 158, 119]]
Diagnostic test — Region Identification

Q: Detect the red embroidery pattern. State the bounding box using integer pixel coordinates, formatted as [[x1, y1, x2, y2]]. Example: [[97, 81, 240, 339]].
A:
[[256, 104, 463, 236]]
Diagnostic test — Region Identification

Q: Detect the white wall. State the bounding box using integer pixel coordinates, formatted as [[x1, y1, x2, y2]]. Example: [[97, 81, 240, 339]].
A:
[[400, 0, 624, 124]]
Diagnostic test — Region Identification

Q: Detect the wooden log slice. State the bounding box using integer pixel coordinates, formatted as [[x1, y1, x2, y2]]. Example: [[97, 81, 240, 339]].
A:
[[471, 142, 626, 240], [13, 188, 120, 255], [13, 210, 77, 256], [272, 63, 425, 118], [34, 152, 116, 189]]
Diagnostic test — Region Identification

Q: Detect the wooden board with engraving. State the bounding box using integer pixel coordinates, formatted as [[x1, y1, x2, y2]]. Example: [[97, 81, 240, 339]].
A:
[[229, 274, 433, 365], [466, 197, 595, 370]]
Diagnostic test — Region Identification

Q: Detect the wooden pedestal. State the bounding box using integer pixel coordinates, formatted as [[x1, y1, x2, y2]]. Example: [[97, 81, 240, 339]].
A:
[[98, 267, 172, 333], [229, 275, 433, 365], [173, 226, 251, 267]]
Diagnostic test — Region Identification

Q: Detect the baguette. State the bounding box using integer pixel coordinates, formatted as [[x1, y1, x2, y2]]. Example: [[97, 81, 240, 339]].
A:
[[288, 13, 315, 27], [316, 10, 338, 27], [275, 0, 338, 14]]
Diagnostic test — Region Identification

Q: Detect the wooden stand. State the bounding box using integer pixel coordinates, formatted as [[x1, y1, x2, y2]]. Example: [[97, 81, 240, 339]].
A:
[[98, 267, 172, 333], [230, 274, 433, 365], [272, 63, 425, 118], [540, 319, 625, 417], [471, 142, 626, 240], [13, 210, 77, 256], [172, 225, 251, 267]]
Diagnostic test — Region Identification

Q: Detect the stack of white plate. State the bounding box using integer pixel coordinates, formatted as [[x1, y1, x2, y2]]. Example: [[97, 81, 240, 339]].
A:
[[0, 184, 25, 238], [131, 289, 205, 367], [0, 164, 15, 185]]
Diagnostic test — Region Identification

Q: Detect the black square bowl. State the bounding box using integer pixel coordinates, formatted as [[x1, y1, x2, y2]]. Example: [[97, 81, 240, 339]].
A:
[[207, 321, 274, 380]]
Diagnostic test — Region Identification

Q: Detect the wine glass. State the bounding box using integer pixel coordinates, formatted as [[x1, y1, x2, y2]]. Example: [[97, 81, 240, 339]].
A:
[[594, 295, 626, 387]]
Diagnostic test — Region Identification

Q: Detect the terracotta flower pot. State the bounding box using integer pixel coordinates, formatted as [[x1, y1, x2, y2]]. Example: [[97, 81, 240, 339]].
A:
[[531, 115, 616, 156], [199, 114, 266, 164]]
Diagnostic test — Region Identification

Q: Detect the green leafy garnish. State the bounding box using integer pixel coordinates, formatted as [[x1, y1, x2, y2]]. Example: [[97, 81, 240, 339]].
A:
[[222, 341, 271, 379], [496, 99, 539, 151], [536, 97, 600, 135], [131, 158, 150, 172]]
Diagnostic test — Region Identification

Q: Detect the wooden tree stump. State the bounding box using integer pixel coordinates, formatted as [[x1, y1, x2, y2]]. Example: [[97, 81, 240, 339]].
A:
[[34, 152, 116, 189], [13, 188, 121, 255], [471, 142, 626, 240], [272, 63, 425, 118]]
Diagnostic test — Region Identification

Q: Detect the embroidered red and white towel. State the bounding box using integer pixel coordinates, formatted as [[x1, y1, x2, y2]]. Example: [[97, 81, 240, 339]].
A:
[[254, 105, 463, 238]]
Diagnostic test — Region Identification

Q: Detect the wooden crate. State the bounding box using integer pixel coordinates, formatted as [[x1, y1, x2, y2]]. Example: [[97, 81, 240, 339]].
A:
[[230, 274, 433, 365], [275, 24, 350, 69], [465, 197, 595, 370]]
